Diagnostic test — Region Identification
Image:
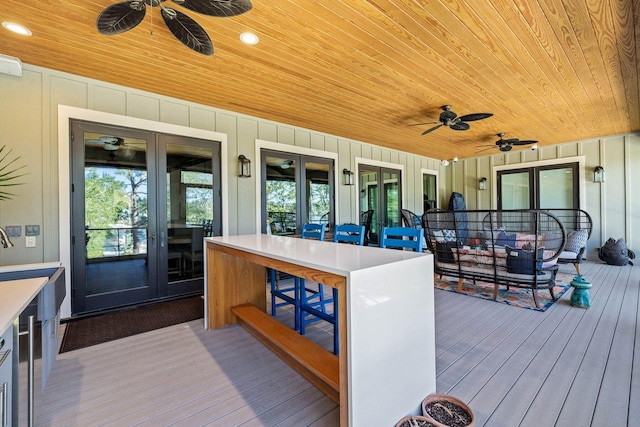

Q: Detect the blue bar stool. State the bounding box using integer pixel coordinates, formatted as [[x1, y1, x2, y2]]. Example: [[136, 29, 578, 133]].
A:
[[270, 223, 325, 330], [380, 226, 424, 252], [300, 224, 365, 355]]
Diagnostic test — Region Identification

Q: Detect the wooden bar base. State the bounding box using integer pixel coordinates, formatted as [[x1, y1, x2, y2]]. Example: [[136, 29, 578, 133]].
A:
[[231, 303, 340, 403]]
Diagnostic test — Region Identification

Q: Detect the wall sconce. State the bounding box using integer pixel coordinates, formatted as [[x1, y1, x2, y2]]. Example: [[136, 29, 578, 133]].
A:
[[593, 166, 605, 183], [343, 168, 354, 185], [478, 177, 487, 190], [440, 159, 449, 167], [238, 155, 251, 178]]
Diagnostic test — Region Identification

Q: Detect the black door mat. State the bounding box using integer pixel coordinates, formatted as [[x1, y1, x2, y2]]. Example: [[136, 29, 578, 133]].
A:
[[59, 296, 204, 353]]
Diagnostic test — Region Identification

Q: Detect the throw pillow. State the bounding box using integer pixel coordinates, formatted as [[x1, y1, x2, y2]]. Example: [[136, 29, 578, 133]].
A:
[[543, 232, 563, 251], [495, 231, 517, 247], [565, 229, 588, 254], [506, 245, 544, 275], [442, 229, 457, 242], [431, 230, 445, 243]]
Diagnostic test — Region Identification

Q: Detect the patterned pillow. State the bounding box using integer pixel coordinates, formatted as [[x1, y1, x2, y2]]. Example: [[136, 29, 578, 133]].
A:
[[442, 229, 457, 242], [432, 230, 445, 243], [565, 229, 588, 253]]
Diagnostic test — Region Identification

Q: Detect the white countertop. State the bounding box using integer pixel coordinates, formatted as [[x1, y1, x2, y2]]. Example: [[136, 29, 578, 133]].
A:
[[206, 234, 428, 277], [0, 262, 61, 274], [0, 277, 49, 333]]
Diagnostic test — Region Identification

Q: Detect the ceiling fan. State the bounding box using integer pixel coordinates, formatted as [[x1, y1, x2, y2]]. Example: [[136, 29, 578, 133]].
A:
[[84, 136, 127, 151], [409, 105, 493, 136], [268, 159, 295, 169], [96, 0, 253, 56], [84, 135, 147, 152], [477, 133, 538, 153]]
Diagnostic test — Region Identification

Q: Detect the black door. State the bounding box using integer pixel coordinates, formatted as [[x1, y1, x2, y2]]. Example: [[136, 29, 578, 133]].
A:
[[70, 120, 221, 314]]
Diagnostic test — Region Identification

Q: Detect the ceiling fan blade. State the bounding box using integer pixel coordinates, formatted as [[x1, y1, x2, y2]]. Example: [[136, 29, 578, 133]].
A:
[[457, 112, 493, 122], [174, 0, 252, 17], [512, 139, 538, 145], [162, 7, 214, 55], [407, 121, 440, 126], [450, 122, 470, 131], [97, 1, 146, 35], [501, 138, 519, 144], [421, 124, 443, 135]]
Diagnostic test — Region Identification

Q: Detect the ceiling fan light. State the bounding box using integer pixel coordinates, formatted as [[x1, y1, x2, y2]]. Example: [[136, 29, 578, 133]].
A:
[[103, 143, 119, 151], [240, 32, 259, 45]]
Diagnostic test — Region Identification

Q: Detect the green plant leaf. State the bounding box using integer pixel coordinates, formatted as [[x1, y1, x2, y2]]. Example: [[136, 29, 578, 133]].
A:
[[0, 145, 27, 200]]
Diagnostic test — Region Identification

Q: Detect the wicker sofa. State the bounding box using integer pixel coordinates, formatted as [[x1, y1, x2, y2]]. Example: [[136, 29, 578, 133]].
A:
[[422, 209, 567, 309]]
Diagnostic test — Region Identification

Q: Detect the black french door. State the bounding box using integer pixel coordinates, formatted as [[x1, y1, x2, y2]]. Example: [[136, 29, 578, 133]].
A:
[[497, 162, 579, 210], [261, 150, 335, 235], [70, 120, 221, 315], [358, 165, 402, 245]]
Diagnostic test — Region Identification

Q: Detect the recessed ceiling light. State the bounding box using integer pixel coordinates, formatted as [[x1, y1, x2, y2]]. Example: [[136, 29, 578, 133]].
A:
[[2, 22, 32, 36], [240, 32, 259, 45]]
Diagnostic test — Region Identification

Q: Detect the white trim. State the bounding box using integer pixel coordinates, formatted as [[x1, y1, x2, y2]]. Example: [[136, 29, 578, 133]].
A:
[[491, 155, 586, 210], [354, 157, 405, 220], [58, 105, 228, 319], [254, 139, 339, 233]]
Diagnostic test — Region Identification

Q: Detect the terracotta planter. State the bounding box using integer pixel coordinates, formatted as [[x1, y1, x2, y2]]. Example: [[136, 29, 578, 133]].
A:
[[395, 415, 446, 427], [421, 394, 475, 427]]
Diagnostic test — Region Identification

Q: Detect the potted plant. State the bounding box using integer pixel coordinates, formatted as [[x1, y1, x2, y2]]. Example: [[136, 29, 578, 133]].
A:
[[421, 394, 474, 427], [395, 415, 446, 427], [0, 144, 26, 200]]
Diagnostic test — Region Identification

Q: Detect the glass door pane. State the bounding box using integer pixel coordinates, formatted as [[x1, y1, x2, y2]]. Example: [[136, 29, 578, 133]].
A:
[[383, 170, 400, 227], [73, 123, 155, 314], [422, 173, 437, 211], [305, 160, 332, 230], [538, 166, 575, 209], [265, 155, 297, 235], [162, 142, 215, 295], [359, 166, 380, 244], [499, 171, 531, 209]]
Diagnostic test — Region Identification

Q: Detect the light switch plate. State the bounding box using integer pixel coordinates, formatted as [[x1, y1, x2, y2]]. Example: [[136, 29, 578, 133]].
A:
[[5, 225, 21, 237], [25, 225, 40, 236], [25, 236, 36, 248]]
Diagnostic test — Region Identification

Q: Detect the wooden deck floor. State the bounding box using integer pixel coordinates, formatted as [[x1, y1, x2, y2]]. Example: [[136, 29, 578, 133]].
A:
[[20, 261, 640, 426]]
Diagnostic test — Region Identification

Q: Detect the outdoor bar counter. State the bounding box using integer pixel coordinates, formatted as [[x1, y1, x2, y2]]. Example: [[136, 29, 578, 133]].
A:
[[204, 234, 436, 426]]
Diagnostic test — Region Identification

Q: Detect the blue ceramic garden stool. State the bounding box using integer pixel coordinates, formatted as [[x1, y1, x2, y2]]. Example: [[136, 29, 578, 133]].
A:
[[570, 275, 592, 308]]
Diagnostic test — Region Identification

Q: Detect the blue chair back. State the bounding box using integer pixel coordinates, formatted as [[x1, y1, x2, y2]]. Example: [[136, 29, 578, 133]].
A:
[[380, 226, 424, 252], [301, 223, 326, 240], [333, 224, 365, 246]]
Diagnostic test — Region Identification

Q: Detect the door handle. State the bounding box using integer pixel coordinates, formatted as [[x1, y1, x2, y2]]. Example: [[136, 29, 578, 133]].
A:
[[160, 232, 166, 248]]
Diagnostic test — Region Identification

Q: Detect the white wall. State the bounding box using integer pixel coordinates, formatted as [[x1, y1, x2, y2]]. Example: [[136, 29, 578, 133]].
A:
[[0, 63, 440, 267]]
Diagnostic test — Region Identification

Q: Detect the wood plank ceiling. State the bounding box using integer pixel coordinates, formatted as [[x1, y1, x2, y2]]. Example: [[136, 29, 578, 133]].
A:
[[0, 0, 638, 160]]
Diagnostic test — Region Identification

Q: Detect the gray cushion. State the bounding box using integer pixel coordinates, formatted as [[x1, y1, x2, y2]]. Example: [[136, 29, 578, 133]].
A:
[[565, 229, 588, 253]]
